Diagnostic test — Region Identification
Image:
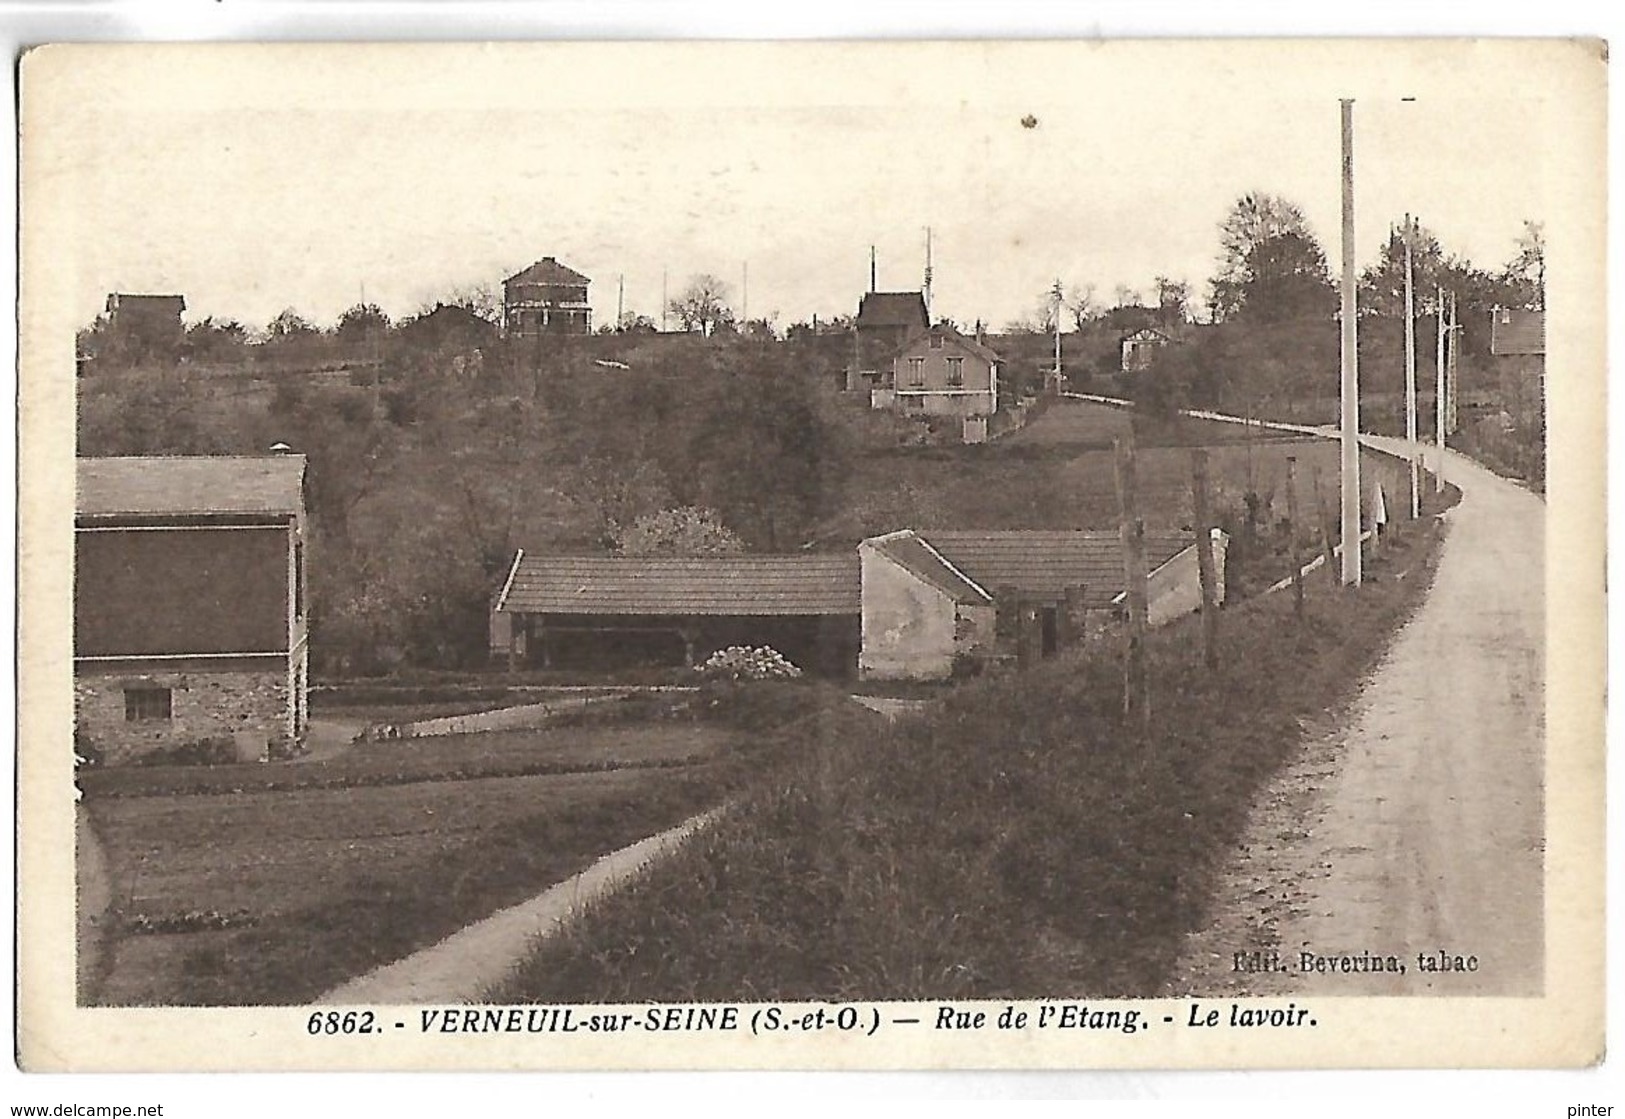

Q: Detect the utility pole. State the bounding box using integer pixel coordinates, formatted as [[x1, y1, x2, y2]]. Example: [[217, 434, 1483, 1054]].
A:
[[616, 274, 625, 331], [1052, 278, 1063, 393], [923, 227, 934, 318], [1339, 98, 1362, 587], [1403, 215, 1420, 518], [741, 262, 749, 324], [1435, 283, 1447, 487], [870, 245, 877, 293], [1114, 435, 1150, 729], [661, 268, 669, 333], [1447, 290, 1460, 437]]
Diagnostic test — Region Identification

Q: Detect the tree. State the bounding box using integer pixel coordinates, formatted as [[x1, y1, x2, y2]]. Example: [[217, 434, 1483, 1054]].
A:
[[1066, 283, 1098, 331], [266, 308, 318, 342], [1359, 220, 1448, 319], [334, 303, 391, 344], [1209, 193, 1318, 322], [185, 316, 251, 363], [1154, 276, 1191, 327], [1227, 230, 1335, 325], [1503, 219, 1545, 310], [614, 505, 746, 556], [669, 274, 735, 336], [1113, 283, 1143, 309], [436, 282, 502, 324]]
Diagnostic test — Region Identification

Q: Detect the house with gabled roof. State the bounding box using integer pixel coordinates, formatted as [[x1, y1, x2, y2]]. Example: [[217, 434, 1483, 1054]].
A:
[[503, 257, 592, 338], [74, 454, 309, 764], [885, 325, 1002, 417], [848, 290, 930, 390], [859, 527, 1226, 680]]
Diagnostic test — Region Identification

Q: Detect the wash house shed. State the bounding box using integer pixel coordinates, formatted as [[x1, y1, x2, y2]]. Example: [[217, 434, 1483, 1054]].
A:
[[489, 552, 862, 676], [859, 528, 1226, 681]]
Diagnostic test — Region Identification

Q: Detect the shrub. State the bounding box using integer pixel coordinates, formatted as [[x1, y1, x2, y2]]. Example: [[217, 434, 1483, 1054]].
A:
[[132, 736, 238, 768], [695, 645, 803, 682]]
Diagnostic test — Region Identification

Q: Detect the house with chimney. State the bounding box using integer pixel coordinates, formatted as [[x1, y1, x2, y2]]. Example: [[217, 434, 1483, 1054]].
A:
[[882, 325, 1002, 418], [73, 455, 310, 765], [503, 257, 592, 338], [846, 290, 929, 391], [102, 292, 187, 361]]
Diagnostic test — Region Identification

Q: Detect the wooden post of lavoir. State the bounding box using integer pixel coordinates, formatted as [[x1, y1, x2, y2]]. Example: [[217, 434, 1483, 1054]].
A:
[[1114, 436, 1150, 728], [1285, 455, 1306, 620], [1189, 448, 1221, 669]]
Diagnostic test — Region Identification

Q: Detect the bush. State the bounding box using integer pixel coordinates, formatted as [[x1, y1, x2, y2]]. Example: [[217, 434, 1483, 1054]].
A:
[[131, 736, 238, 768], [695, 645, 803, 682]]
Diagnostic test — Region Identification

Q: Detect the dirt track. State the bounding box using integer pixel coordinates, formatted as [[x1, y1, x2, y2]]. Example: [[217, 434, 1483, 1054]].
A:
[[1170, 445, 1545, 998]]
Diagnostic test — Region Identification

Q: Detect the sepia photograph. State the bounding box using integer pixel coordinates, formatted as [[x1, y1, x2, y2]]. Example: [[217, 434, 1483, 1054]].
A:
[[14, 36, 1606, 1077]]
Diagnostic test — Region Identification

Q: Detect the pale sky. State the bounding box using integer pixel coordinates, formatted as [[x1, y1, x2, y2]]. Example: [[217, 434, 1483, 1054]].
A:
[[27, 40, 1585, 334]]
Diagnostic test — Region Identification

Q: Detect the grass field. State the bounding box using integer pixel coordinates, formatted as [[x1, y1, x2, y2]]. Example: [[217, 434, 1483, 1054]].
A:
[[80, 720, 729, 798], [80, 720, 746, 1006], [494, 518, 1447, 1004]]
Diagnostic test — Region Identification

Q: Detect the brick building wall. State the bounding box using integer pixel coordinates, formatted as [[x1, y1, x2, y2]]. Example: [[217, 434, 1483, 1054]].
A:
[[74, 662, 291, 766]]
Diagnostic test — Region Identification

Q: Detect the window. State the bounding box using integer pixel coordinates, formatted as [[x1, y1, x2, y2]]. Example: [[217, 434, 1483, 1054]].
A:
[[947, 357, 964, 386], [907, 357, 924, 385], [929, 333, 944, 350], [125, 686, 172, 722], [294, 540, 304, 619]]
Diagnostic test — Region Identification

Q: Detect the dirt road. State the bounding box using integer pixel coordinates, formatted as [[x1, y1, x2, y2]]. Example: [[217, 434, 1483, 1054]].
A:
[[1171, 445, 1545, 997]]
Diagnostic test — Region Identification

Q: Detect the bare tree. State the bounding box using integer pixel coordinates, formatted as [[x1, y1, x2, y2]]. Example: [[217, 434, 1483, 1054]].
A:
[[1505, 219, 1546, 310], [1066, 282, 1098, 331], [669, 274, 735, 336]]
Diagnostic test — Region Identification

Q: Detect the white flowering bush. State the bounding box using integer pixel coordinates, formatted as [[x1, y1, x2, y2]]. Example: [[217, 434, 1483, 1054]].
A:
[[696, 645, 803, 682]]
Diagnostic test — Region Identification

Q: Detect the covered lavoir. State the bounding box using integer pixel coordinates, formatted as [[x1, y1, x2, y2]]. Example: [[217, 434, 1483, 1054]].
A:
[[488, 551, 861, 677]]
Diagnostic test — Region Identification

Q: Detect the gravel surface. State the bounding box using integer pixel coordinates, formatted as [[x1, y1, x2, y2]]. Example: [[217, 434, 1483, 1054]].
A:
[[1168, 445, 1544, 998]]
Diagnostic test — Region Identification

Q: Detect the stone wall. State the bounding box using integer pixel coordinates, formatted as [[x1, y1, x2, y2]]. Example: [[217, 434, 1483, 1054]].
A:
[[74, 663, 291, 766]]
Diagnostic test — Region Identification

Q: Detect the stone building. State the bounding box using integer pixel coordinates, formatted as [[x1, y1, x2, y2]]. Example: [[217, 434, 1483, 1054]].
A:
[[73, 454, 309, 764], [502, 257, 592, 338]]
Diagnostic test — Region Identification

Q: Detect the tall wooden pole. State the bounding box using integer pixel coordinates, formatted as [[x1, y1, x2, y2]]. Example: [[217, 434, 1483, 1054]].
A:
[[1447, 290, 1460, 437], [1403, 216, 1420, 518], [1435, 283, 1447, 488], [1286, 455, 1306, 619], [1339, 99, 1363, 586], [1190, 449, 1221, 667], [1114, 436, 1150, 728]]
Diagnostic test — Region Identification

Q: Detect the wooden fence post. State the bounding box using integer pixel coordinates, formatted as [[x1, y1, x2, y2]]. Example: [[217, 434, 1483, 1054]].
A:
[[1190, 448, 1221, 669], [1312, 462, 1338, 591], [1286, 455, 1305, 620], [1114, 436, 1150, 729]]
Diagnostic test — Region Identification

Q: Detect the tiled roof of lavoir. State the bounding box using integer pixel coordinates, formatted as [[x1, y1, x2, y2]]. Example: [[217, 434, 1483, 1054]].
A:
[[923, 529, 1193, 609], [865, 531, 992, 604], [497, 554, 861, 616]]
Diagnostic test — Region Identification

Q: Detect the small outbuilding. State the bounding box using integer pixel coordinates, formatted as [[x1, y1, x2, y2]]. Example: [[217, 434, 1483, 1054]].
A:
[[859, 527, 1227, 681]]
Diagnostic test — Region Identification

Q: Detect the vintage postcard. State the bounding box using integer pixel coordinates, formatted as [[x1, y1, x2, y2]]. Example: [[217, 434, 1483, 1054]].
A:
[[15, 39, 1606, 1075]]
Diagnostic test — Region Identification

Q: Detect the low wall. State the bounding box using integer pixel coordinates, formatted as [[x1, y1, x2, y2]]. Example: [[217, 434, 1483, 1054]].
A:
[[381, 691, 643, 739], [76, 664, 291, 765]]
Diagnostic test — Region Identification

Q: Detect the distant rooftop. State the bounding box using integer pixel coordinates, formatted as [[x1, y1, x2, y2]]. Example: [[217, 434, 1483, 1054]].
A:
[[856, 291, 929, 330], [504, 257, 591, 288], [1490, 307, 1545, 357], [77, 455, 306, 518]]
